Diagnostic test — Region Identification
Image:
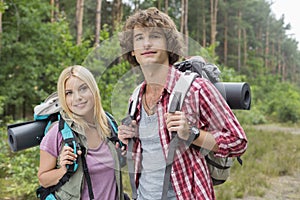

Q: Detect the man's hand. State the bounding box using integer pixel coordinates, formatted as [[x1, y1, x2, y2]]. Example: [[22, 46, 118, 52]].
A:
[[165, 111, 190, 140], [118, 120, 138, 155]]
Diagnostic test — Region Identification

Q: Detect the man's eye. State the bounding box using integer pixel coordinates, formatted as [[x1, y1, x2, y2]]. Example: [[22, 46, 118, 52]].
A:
[[150, 34, 161, 39], [135, 36, 143, 41]]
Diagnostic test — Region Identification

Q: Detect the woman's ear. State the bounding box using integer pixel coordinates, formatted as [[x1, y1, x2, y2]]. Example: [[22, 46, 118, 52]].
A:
[[131, 51, 135, 56]]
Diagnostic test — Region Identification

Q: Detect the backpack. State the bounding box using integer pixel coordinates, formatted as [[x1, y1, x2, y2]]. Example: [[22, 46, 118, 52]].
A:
[[126, 56, 247, 199], [7, 92, 123, 200], [173, 56, 245, 185]]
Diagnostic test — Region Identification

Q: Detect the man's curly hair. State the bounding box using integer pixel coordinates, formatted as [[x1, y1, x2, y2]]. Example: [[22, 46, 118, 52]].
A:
[[119, 7, 184, 66]]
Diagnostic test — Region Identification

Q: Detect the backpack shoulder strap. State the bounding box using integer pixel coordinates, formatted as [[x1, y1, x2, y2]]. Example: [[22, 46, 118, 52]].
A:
[[129, 83, 143, 118], [126, 84, 143, 200], [167, 71, 199, 112], [58, 118, 95, 199], [105, 111, 118, 136], [162, 71, 199, 200], [58, 119, 79, 172]]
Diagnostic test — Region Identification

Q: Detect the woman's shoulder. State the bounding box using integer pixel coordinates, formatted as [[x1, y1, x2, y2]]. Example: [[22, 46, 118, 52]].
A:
[[40, 122, 62, 157]]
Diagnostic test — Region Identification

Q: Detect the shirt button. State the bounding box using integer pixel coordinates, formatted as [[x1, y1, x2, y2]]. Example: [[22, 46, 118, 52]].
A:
[[177, 191, 181, 196]]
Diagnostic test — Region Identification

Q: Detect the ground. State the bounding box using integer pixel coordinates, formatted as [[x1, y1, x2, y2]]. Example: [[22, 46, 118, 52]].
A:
[[236, 124, 300, 200], [236, 173, 300, 200]]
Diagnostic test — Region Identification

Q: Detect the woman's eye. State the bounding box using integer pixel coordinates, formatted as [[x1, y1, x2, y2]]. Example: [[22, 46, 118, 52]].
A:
[[65, 91, 72, 96], [79, 85, 88, 93]]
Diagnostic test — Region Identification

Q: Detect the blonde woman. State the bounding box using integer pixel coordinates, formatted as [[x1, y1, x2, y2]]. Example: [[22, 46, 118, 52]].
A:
[[38, 65, 126, 200]]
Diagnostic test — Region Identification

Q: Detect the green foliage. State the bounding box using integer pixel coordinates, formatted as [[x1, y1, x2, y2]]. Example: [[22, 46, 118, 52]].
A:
[[6, 147, 40, 198], [234, 106, 267, 125], [1, 0, 92, 120], [0, 123, 39, 199], [252, 75, 300, 123]]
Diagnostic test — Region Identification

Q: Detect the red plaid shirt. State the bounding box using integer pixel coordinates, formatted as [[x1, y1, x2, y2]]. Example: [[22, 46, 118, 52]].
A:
[[130, 66, 247, 200]]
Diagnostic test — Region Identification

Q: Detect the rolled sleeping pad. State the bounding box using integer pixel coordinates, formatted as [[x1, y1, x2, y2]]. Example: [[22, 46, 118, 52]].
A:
[[214, 82, 251, 110], [7, 120, 48, 152]]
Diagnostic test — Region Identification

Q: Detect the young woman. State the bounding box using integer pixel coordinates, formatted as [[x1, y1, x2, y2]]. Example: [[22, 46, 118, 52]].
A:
[[38, 65, 126, 200]]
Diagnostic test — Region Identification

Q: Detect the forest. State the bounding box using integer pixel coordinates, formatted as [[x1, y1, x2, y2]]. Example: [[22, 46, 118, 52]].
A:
[[0, 0, 300, 199]]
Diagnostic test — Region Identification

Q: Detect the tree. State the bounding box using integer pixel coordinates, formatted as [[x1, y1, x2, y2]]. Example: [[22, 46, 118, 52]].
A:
[[0, 0, 3, 54], [94, 0, 102, 46], [76, 0, 84, 45], [112, 0, 122, 31], [180, 0, 188, 47], [164, 0, 168, 14], [210, 0, 218, 57]]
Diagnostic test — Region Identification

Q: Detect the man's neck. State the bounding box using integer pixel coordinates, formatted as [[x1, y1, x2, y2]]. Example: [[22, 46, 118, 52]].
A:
[[142, 63, 170, 87]]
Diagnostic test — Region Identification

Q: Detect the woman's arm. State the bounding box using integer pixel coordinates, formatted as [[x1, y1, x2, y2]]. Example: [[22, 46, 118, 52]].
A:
[[37, 145, 78, 188]]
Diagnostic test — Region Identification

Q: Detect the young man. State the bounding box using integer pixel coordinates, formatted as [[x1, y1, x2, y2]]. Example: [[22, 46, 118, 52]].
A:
[[118, 7, 247, 200]]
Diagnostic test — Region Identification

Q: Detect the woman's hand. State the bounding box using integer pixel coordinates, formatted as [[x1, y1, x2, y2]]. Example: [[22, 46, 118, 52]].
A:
[[165, 111, 190, 140], [59, 146, 82, 171]]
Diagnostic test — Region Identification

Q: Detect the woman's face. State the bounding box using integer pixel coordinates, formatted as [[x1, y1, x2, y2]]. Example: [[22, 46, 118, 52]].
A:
[[65, 76, 95, 122]]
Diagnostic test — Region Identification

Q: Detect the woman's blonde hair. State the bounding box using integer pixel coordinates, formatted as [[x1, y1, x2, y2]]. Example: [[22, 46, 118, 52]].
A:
[[57, 65, 110, 138]]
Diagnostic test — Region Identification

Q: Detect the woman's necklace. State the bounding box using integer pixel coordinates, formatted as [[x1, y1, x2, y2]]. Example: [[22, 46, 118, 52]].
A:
[[86, 121, 97, 129]]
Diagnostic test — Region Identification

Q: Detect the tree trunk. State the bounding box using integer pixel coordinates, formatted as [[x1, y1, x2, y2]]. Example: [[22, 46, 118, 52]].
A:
[[94, 0, 102, 46], [157, 0, 161, 10], [223, 0, 228, 65], [55, 0, 59, 20], [76, 0, 84, 45], [184, 0, 188, 45], [112, 0, 122, 31], [202, 0, 206, 48], [277, 41, 282, 76], [180, 0, 184, 34], [164, 0, 168, 14], [50, 0, 59, 22], [243, 28, 247, 68], [265, 17, 270, 68], [180, 0, 189, 50], [50, 0, 54, 22], [0, 0, 2, 54], [210, 0, 218, 56], [257, 28, 262, 56], [237, 8, 241, 72]]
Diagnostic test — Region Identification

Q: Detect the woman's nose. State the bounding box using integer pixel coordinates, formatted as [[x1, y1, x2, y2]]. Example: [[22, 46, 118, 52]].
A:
[[73, 91, 82, 101]]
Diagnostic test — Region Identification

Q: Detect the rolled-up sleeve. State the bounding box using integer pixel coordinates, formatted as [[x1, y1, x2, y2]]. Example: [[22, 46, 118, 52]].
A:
[[195, 78, 248, 157]]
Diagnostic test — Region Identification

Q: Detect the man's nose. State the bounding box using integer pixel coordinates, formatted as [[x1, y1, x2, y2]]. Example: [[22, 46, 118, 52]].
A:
[[143, 37, 152, 48]]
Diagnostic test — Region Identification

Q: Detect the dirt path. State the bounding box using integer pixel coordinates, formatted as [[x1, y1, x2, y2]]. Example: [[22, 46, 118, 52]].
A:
[[235, 173, 300, 200], [254, 124, 300, 135], [236, 124, 300, 200]]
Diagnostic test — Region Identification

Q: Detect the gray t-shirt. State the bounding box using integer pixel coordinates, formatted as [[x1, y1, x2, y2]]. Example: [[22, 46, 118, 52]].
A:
[[137, 105, 176, 200]]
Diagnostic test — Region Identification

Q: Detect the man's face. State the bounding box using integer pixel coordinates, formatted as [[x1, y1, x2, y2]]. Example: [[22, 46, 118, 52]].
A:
[[132, 27, 169, 67]]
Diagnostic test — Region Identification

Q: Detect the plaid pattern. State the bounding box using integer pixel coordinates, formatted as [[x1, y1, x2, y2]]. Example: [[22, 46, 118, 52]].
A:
[[130, 67, 247, 200]]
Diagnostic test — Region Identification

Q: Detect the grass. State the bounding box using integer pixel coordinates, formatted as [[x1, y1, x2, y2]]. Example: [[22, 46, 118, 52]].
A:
[[214, 126, 300, 199]]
